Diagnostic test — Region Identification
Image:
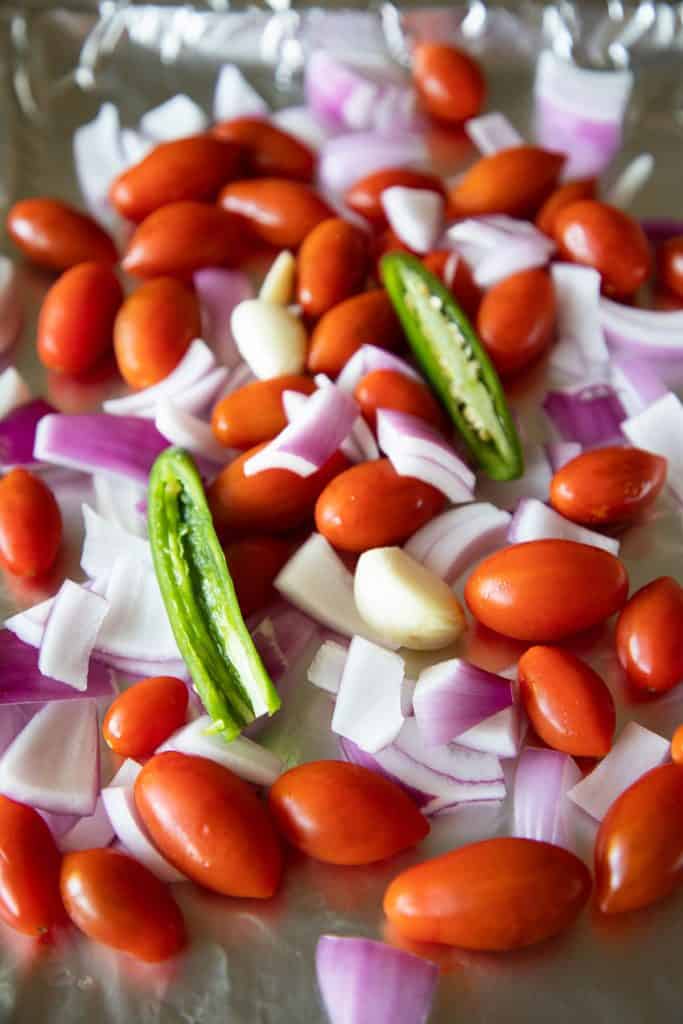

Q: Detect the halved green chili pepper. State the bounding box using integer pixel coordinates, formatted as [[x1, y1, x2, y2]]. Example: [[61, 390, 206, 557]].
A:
[[381, 252, 523, 481], [148, 447, 280, 741]]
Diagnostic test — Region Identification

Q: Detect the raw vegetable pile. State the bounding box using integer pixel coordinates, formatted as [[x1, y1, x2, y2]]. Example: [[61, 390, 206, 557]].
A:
[[0, 33, 683, 1024]]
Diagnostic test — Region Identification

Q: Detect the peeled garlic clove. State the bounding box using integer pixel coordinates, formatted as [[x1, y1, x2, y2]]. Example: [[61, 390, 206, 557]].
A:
[[354, 546, 466, 651], [231, 298, 307, 379], [259, 250, 296, 305]]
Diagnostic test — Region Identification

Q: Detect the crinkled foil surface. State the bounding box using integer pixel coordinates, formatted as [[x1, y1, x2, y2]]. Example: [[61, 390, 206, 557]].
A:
[[1, 3, 683, 1021]]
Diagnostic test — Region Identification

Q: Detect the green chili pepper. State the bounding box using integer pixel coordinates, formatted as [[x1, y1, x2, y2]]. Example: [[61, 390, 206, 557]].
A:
[[381, 252, 523, 481], [148, 448, 280, 741]]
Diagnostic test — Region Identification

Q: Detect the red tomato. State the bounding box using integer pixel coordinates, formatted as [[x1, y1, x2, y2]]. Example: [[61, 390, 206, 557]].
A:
[[354, 368, 447, 432], [0, 469, 62, 577], [450, 147, 565, 219], [0, 796, 66, 938], [297, 217, 369, 318], [518, 646, 616, 757], [307, 289, 404, 377], [7, 198, 117, 271], [476, 268, 556, 376], [218, 179, 333, 249], [134, 752, 282, 898], [122, 201, 244, 278], [211, 375, 316, 450], [412, 43, 485, 123], [213, 117, 315, 182], [465, 540, 629, 643], [102, 676, 189, 758], [671, 725, 683, 765], [37, 262, 123, 376], [61, 849, 186, 961], [421, 249, 482, 319], [594, 763, 683, 914], [268, 761, 429, 865], [384, 837, 591, 950], [657, 236, 683, 300], [344, 168, 446, 228], [223, 536, 295, 618], [615, 576, 683, 693], [535, 178, 597, 237], [550, 446, 667, 527]]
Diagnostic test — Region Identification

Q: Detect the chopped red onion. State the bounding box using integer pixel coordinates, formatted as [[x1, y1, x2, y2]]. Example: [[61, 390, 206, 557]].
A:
[[101, 786, 185, 883], [600, 297, 683, 369], [605, 153, 654, 210], [640, 219, 683, 244], [0, 700, 99, 815], [139, 94, 207, 140], [158, 713, 282, 786], [34, 413, 169, 484], [95, 652, 189, 682], [545, 441, 582, 473], [413, 658, 513, 747], [568, 721, 669, 821], [305, 50, 418, 135], [271, 106, 332, 151], [0, 398, 55, 468], [445, 216, 554, 288], [81, 504, 151, 579], [609, 353, 668, 415], [119, 129, 153, 165], [401, 678, 417, 718], [381, 187, 444, 254], [250, 602, 319, 681], [0, 367, 30, 420], [4, 597, 52, 647], [245, 383, 357, 477], [508, 497, 620, 555], [390, 450, 474, 504], [73, 103, 126, 232], [336, 345, 420, 393], [38, 581, 109, 691], [155, 399, 229, 463], [103, 339, 216, 418], [621, 392, 683, 503], [316, 935, 438, 1024], [543, 385, 626, 445], [0, 630, 115, 703], [318, 132, 428, 195], [213, 63, 269, 120], [109, 759, 143, 788], [39, 809, 81, 840], [331, 636, 405, 754], [174, 366, 231, 417], [0, 258, 23, 354], [377, 409, 474, 502], [59, 797, 115, 853], [465, 111, 523, 155], [307, 640, 349, 695], [94, 555, 181, 662], [549, 264, 608, 381], [513, 747, 581, 852], [93, 474, 147, 539], [194, 268, 254, 368], [405, 502, 510, 583], [310, 374, 380, 464], [395, 717, 504, 784], [456, 704, 524, 759], [0, 706, 31, 758]]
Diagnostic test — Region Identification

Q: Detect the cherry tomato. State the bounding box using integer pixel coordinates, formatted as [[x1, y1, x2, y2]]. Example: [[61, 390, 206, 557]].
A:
[[0, 796, 66, 938], [212, 117, 315, 182], [134, 752, 282, 898], [535, 178, 597, 237], [307, 289, 403, 377], [615, 576, 683, 693], [656, 236, 683, 300], [297, 218, 369, 318], [218, 179, 333, 249], [344, 168, 446, 228], [7, 197, 117, 271], [550, 446, 667, 527], [102, 676, 189, 758], [208, 445, 348, 535], [122, 201, 243, 278], [114, 277, 201, 389], [421, 249, 482, 319], [372, 228, 415, 279], [315, 458, 445, 553], [223, 536, 295, 617], [384, 837, 591, 950], [412, 43, 485, 123], [37, 262, 123, 376], [0, 468, 62, 577], [450, 147, 565, 219], [671, 724, 683, 765], [61, 848, 186, 960], [594, 763, 683, 914], [465, 540, 629, 643], [268, 761, 428, 865], [553, 200, 651, 299], [354, 369, 447, 432], [518, 646, 616, 757], [211, 374, 316, 449], [476, 267, 556, 376]]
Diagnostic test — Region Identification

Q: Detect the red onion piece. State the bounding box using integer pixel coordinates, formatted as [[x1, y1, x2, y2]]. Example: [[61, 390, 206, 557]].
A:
[[0, 367, 30, 420], [38, 581, 109, 691], [606, 153, 654, 210], [413, 658, 513, 747], [543, 385, 626, 445], [389, 449, 474, 503], [0, 258, 23, 354], [0, 398, 55, 468], [175, 366, 231, 417], [139, 94, 207, 140], [331, 636, 405, 754], [568, 721, 670, 821], [445, 216, 554, 288], [508, 497, 620, 555], [103, 339, 216, 418], [81, 504, 151, 579], [0, 706, 31, 758], [377, 408, 475, 490], [59, 796, 115, 852], [307, 639, 349, 695], [545, 441, 582, 474], [101, 785, 186, 883], [465, 111, 523, 155], [395, 717, 504, 784], [93, 474, 147, 539], [73, 103, 127, 233], [456, 703, 524, 759], [250, 602, 319, 682], [318, 132, 428, 195], [513, 747, 581, 852], [316, 935, 438, 1024], [155, 399, 230, 463], [0, 700, 99, 815], [549, 264, 608, 380], [621, 392, 683, 503], [0, 631, 115, 703], [600, 298, 683, 372], [213, 64, 268, 121], [305, 50, 418, 135], [34, 413, 169, 484], [193, 268, 254, 368], [336, 345, 420, 393], [93, 555, 181, 662], [610, 353, 668, 415], [405, 502, 510, 583], [158, 714, 282, 786], [381, 187, 444, 254]]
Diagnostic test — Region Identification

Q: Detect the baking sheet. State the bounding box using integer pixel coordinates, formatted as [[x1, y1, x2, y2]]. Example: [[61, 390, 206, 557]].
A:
[[1, 3, 683, 1021]]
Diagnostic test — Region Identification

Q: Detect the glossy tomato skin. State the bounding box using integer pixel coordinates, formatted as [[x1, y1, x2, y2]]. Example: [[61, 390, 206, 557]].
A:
[[102, 676, 189, 758], [657, 236, 683, 300], [384, 837, 591, 950], [135, 752, 282, 898], [465, 540, 629, 643], [0, 469, 62, 577], [211, 375, 316, 449], [595, 763, 683, 914], [61, 849, 186, 960], [37, 262, 123, 376], [615, 577, 683, 693], [315, 458, 446, 553], [113, 277, 201, 389], [268, 761, 429, 865], [307, 289, 403, 377], [553, 200, 651, 299], [208, 445, 348, 535], [122, 201, 243, 278], [7, 198, 117, 271], [518, 646, 616, 757], [476, 267, 556, 376], [218, 179, 332, 249], [0, 796, 66, 938], [535, 178, 597, 237], [412, 43, 485, 123], [223, 536, 295, 617], [344, 168, 446, 228], [671, 725, 683, 765], [354, 369, 447, 433], [449, 147, 565, 219], [550, 446, 667, 527], [297, 218, 369, 318], [213, 117, 315, 182]]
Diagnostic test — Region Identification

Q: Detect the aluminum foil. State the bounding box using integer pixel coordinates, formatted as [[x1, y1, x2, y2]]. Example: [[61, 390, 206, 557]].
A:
[[1, 3, 683, 1022]]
